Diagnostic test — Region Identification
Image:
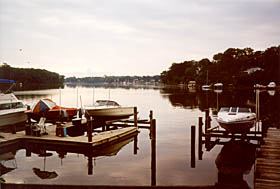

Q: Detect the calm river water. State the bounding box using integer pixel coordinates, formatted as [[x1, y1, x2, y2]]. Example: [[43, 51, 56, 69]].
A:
[[1, 85, 279, 187]]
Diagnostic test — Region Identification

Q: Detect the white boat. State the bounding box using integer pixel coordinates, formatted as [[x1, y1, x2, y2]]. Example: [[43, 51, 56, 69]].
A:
[[216, 107, 256, 133], [214, 83, 223, 89], [83, 100, 134, 122], [267, 82, 276, 88], [0, 80, 27, 129], [202, 84, 211, 90]]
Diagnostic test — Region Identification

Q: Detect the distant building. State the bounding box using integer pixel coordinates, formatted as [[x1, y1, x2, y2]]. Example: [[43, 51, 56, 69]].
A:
[[188, 81, 196, 88], [244, 67, 263, 74]]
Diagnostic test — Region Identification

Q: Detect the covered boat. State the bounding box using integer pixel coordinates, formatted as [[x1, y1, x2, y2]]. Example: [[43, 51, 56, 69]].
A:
[[216, 107, 256, 133], [25, 99, 77, 122], [83, 100, 134, 122]]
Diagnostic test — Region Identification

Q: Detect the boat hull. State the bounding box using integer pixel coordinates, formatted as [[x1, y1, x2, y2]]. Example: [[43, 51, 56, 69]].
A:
[[84, 106, 134, 121], [0, 111, 27, 128], [217, 119, 256, 133]]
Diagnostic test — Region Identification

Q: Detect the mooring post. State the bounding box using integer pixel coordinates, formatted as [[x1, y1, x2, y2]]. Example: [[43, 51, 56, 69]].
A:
[[134, 107, 138, 128], [149, 110, 153, 122], [87, 116, 93, 142], [88, 155, 93, 175], [134, 135, 138, 155], [191, 125, 196, 168], [198, 117, 203, 160], [205, 109, 210, 133], [150, 118, 156, 140], [151, 119, 156, 186]]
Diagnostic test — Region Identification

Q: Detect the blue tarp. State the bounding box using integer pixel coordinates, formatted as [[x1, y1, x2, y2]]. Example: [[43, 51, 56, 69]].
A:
[[0, 79, 15, 83]]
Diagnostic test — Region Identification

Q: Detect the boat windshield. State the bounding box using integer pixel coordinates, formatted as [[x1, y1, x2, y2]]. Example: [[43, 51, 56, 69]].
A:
[[95, 100, 119, 106], [238, 107, 251, 113], [230, 107, 238, 113], [0, 102, 25, 110], [219, 107, 230, 112]]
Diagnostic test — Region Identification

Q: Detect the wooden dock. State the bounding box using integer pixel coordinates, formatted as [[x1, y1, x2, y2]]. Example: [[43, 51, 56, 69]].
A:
[[255, 127, 280, 189], [0, 125, 138, 155]]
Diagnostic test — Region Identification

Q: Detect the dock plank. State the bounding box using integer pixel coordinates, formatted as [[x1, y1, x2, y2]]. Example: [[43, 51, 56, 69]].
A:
[[254, 128, 280, 188]]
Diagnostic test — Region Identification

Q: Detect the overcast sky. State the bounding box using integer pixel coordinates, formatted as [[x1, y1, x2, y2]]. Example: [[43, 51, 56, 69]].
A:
[[0, 0, 279, 77]]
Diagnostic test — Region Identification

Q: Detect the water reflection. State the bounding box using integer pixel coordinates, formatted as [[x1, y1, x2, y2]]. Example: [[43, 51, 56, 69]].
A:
[[215, 139, 256, 189], [160, 87, 280, 128], [2, 86, 279, 186], [0, 128, 159, 186], [0, 152, 17, 177]]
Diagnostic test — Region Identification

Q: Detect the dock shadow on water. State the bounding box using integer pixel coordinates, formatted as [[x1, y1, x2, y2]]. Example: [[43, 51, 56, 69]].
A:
[[215, 139, 256, 189], [1, 86, 279, 188]]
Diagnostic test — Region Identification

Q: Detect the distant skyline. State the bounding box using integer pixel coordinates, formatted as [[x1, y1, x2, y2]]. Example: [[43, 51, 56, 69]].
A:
[[1, 0, 279, 77]]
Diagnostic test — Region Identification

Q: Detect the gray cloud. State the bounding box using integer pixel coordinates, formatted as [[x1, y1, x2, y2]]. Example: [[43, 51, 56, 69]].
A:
[[0, 0, 279, 76]]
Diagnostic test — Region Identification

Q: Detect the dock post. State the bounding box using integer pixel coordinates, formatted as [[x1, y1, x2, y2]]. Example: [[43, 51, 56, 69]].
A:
[[149, 110, 153, 122], [87, 116, 93, 142], [191, 125, 196, 168], [134, 107, 138, 128], [205, 109, 210, 133], [88, 155, 93, 175], [198, 117, 203, 160], [134, 135, 138, 155], [151, 119, 156, 186]]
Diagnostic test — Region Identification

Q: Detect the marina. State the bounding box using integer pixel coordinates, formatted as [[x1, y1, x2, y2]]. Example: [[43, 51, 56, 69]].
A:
[[0, 0, 279, 187], [0, 86, 279, 188]]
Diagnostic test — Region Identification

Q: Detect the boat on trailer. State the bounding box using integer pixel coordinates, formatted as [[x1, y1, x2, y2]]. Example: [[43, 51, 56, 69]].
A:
[[83, 100, 134, 122], [0, 79, 27, 130], [216, 107, 256, 133]]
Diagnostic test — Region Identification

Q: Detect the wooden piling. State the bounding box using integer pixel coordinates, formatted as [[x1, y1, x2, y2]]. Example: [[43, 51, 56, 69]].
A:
[[149, 110, 153, 122], [134, 135, 138, 155], [150, 119, 156, 140], [134, 107, 138, 128], [88, 155, 93, 175], [87, 116, 93, 142], [198, 117, 203, 160], [204, 109, 211, 134], [191, 125, 196, 168], [151, 119, 156, 186]]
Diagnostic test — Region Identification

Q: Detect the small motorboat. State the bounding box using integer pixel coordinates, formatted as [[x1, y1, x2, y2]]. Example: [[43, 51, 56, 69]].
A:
[[216, 107, 256, 133], [83, 100, 134, 122], [0, 79, 27, 130]]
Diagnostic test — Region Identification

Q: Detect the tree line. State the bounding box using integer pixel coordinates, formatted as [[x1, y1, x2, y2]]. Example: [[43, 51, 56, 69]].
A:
[[0, 63, 64, 90], [160, 45, 280, 87], [65, 75, 161, 84]]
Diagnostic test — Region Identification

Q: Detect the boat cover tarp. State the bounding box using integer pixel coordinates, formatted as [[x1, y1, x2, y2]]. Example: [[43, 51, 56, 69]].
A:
[[0, 79, 15, 83]]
